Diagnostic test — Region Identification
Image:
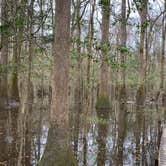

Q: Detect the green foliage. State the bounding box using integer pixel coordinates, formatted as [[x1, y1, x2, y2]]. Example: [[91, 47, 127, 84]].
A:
[[141, 20, 149, 32], [0, 24, 10, 35], [15, 17, 24, 28], [99, 0, 110, 8], [101, 42, 111, 53], [118, 46, 132, 55], [34, 47, 45, 54]]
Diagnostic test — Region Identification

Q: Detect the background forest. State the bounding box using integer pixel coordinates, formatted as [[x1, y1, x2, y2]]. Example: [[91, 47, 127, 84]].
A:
[[0, 0, 166, 166]]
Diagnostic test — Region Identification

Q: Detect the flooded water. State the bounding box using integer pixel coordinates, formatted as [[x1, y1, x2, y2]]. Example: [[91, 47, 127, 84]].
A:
[[0, 99, 49, 166], [0, 98, 165, 166]]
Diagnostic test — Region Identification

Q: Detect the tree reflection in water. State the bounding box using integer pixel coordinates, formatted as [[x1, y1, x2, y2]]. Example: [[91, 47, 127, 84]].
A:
[[0, 99, 165, 165]]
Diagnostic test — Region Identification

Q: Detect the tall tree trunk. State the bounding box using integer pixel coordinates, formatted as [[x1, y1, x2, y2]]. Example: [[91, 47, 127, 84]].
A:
[[11, 36, 19, 101], [134, 0, 148, 107], [119, 0, 127, 103], [116, 0, 127, 165], [87, 0, 96, 109], [73, 1, 82, 160], [39, 0, 76, 165], [27, 0, 34, 105], [0, 0, 8, 107], [120, 0, 127, 88], [10, 1, 20, 101], [160, 0, 166, 106], [74, 0, 82, 112], [96, 0, 111, 109]]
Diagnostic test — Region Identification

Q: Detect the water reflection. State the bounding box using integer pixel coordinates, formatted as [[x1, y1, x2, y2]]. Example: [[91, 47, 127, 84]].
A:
[[96, 108, 109, 166], [134, 109, 143, 166], [0, 109, 18, 165], [0, 98, 165, 166], [0, 99, 48, 166], [116, 102, 127, 166]]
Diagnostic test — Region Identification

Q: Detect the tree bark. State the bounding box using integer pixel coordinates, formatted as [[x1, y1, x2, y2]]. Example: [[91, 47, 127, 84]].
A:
[[116, 1, 127, 165], [96, 0, 111, 109], [74, 0, 83, 112], [39, 1, 76, 165], [134, 0, 148, 107], [160, 0, 166, 106], [0, 0, 8, 107], [10, 0, 20, 101], [119, 0, 127, 103]]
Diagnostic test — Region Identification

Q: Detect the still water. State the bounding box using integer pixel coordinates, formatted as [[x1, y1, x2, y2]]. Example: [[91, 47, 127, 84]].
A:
[[0, 98, 165, 166]]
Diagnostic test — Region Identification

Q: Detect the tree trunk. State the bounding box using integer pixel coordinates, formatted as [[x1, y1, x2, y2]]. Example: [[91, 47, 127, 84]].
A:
[[119, 0, 127, 103], [10, 1, 20, 101], [27, 0, 34, 105], [39, 0, 76, 165], [96, 0, 111, 109], [160, 0, 166, 106], [87, 0, 96, 110], [74, 0, 83, 112], [134, 0, 148, 107], [116, 1, 127, 164], [0, 0, 8, 107]]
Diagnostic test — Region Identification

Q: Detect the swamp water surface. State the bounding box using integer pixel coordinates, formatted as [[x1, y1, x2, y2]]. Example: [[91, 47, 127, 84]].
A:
[[0, 98, 165, 166]]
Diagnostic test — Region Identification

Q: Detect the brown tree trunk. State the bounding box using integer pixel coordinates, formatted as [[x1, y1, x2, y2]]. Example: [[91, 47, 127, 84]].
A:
[[116, 0, 127, 165], [119, 0, 127, 103], [87, 0, 96, 85], [96, 0, 111, 109], [51, 0, 71, 128], [120, 0, 127, 88], [27, 0, 34, 105], [160, 0, 166, 106], [134, 0, 148, 107], [73, 1, 82, 156], [74, 0, 83, 112], [0, 0, 8, 107], [10, 1, 20, 101], [39, 0, 76, 165], [87, 0, 96, 109]]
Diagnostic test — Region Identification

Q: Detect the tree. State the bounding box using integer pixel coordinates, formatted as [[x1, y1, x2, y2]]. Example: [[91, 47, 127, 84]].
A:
[[96, 0, 111, 109], [39, 0, 76, 165], [119, 0, 127, 98], [160, 0, 166, 106], [0, 0, 8, 107], [10, 0, 20, 101], [134, 0, 148, 107], [116, 0, 127, 165]]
